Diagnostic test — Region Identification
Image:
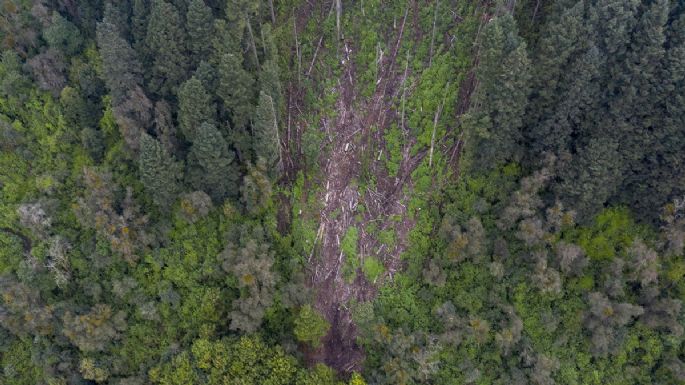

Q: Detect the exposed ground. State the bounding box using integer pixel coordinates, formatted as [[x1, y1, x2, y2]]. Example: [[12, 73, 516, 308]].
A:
[[293, 11, 424, 372], [283, 1, 473, 373]]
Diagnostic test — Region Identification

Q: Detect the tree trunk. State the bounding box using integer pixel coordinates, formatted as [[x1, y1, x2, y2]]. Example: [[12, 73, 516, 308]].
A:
[[245, 14, 260, 70], [336, 0, 342, 40], [268, 0, 276, 23]]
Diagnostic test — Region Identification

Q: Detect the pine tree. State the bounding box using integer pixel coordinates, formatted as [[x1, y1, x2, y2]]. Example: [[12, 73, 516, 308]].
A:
[[210, 19, 243, 62], [177, 76, 216, 142], [186, 122, 240, 202], [259, 58, 283, 115], [96, 20, 153, 153], [524, 1, 592, 156], [131, 0, 150, 58], [186, 0, 214, 66], [556, 137, 622, 221], [43, 12, 82, 56], [465, 14, 531, 171], [241, 159, 272, 215], [253, 91, 281, 172], [153, 100, 178, 153], [139, 133, 182, 208], [102, 1, 131, 39], [146, 0, 189, 97], [614, 0, 671, 216], [194, 60, 218, 95], [535, 43, 602, 158], [217, 52, 255, 129], [626, 9, 685, 220], [293, 305, 330, 348], [95, 21, 143, 106]]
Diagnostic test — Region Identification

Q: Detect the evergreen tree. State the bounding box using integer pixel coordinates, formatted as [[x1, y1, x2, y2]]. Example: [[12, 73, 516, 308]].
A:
[[210, 19, 243, 62], [177, 76, 216, 142], [294, 305, 330, 348], [0, 50, 31, 102], [146, 0, 189, 97], [194, 60, 218, 95], [96, 21, 143, 105], [556, 137, 622, 221], [615, 0, 671, 213], [42, 12, 82, 56], [524, 1, 591, 155], [623, 9, 685, 220], [96, 19, 152, 153], [186, 122, 239, 202], [253, 91, 281, 174], [131, 0, 150, 59], [102, 1, 132, 39], [60, 86, 97, 130], [259, 58, 283, 115], [217, 52, 255, 129], [241, 159, 272, 215], [139, 133, 182, 208], [153, 100, 179, 154], [186, 0, 214, 66], [465, 14, 531, 171]]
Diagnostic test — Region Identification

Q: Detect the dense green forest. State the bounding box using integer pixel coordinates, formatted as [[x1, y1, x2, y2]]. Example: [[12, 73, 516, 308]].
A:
[[0, 0, 684, 384]]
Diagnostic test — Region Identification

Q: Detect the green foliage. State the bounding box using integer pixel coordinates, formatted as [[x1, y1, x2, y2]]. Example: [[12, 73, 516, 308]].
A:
[[241, 159, 273, 216], [341, 226, 359, 259], [362, 257, 384, 283], [1, 2, 684, 385], [568, 208, 650, 261], [177, 76, 216, 142], [43, 13, 82, 55], [294, 304, 330, 348], [217, 52, 255, 129], [185, 122, 239, 202], [0, 232, 23, 274], [253, 91, 281, 172], [464, 13, 531, 171], [139, 133, 182, 208], [186, 0, 214, 65], [146, 0, 188, 96], [0, 339, 43, 385], [151, 335, 311, 385]]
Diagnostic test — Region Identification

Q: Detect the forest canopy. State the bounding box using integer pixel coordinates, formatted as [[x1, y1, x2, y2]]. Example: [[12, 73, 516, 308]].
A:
[[0, 1, 684, 385]]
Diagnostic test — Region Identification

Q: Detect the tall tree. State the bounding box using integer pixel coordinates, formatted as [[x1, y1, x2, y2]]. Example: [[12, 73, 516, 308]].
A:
[[42, 12, 82, 56], [217, 52, 255, 130], [131, 0, 150, 59], [621, 8, 685, 219], [252, 91, 281, 174], [259, 58, 283, 115], [139, 133, 182, 208], [146, 0, 189, 97], [96, 17, 141, 101], [186, 0, 214, 66], [465, 14, 531, 171], [186, 122, 239, 202], [556, 137, 622, 221], [524, 1, 591, 156], [96, 19, 152, 153], [614, 0, 671, 212], [177, 76, 216, 142], [153, 100, 179, 153]]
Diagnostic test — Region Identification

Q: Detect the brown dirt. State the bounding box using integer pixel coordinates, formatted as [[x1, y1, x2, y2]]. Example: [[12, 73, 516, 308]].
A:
[[285, 0, 476, 374], [294, 7, 429, 373]]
